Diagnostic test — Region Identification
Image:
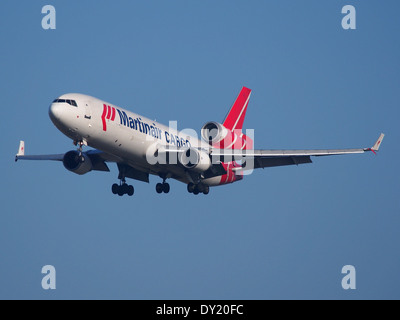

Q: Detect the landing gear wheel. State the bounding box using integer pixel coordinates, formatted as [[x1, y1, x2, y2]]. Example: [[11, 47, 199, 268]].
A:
[[187, 183, 195, 193], [156, 183, 163, 194], [162, 183, 170, 194], [112, 183, 119, 195], [197, 184, 205, 193], [122, 184, 129, 194], [193, 187, 200, 195], [127, 185, 134, 196], [203, 186, 210, 195]]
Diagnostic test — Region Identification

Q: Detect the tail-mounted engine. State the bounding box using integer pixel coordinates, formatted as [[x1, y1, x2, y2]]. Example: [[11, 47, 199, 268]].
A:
[[63, 150, 92, 175], [201, 121, 253, 150], [178, 147, 211, 173]]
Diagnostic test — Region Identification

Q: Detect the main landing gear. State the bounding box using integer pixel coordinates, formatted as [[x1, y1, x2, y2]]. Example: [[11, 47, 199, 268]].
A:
[[187, 183, 209, 195], [112, 179, 134, 196], [156, 182, 170, 194], [156, 174, 170, 194], [112, 164, 134, 196]]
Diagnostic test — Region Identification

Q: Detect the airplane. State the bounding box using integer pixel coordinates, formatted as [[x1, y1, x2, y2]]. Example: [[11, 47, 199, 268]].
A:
[[15, 87, 384, 196]]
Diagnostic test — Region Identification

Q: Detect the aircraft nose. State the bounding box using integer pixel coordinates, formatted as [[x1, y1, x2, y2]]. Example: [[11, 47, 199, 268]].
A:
[[49, 102, 63, 123]]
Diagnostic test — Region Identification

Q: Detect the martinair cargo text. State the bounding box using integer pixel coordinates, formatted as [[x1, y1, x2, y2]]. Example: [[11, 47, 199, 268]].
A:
[[15, 87, 384, 196]]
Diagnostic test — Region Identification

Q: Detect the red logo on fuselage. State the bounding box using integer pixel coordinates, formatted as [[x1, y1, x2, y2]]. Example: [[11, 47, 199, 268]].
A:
[[101, 104, 116, 131]]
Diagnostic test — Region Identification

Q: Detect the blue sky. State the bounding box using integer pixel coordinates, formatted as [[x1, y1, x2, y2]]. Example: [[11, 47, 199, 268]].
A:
[[1, 1, 399, 299]]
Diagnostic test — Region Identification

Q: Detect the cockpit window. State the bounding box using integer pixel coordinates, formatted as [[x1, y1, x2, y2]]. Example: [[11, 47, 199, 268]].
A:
[[53, 99, 78, 107]]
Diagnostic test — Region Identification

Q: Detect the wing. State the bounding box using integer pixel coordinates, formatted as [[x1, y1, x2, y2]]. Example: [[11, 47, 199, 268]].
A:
[[15, 140, 152, 181], [15, 140, 115, 172], [210, 133, 385, 169], [15, 141, 64, 161]]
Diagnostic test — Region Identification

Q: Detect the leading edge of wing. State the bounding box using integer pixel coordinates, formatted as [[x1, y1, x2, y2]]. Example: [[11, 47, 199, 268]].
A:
[[210, 148, 366, 158], [15, 154, 65, 161], [14, 140, 120, 168], [210, 133, 385, 158]]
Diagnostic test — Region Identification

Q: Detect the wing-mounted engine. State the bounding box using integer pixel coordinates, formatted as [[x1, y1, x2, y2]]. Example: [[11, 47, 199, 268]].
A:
[[63, 150, 92, 175], [201, 121, 253, 150], [178, 147, 211, 173]]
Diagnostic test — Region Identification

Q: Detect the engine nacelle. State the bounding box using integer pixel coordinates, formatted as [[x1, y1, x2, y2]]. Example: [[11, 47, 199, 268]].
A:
[[63, 151, 93, 175], [201, 121, 228, 145], [201, 121, 253, 150], [179, 147, 211, 173]]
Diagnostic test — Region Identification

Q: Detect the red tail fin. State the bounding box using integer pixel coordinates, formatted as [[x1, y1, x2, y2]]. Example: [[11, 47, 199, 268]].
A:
[[223, 87, 252, 131]]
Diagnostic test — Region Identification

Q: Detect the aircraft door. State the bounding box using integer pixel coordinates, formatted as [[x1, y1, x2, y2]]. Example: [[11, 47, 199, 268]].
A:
[[82, 100, 96, 139], [84, 101, 92, 121]]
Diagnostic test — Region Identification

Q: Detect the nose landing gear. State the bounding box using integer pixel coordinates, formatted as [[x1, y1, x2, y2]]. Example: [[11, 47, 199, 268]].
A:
[[73, 139, 86, 163]]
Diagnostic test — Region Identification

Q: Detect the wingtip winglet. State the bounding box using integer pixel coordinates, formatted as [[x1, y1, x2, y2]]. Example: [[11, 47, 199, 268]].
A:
[[15, 140, 25, 162], [372, 133, 384, 152], [365, 133, 384, 155], [17, 140, 25, 156]]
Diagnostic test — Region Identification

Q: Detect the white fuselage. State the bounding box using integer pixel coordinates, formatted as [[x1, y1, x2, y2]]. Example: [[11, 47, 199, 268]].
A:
[[49, 93, 224, 186]]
